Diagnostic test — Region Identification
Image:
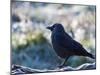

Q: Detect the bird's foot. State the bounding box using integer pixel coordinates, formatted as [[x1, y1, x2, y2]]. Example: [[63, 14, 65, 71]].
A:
[[57, 64, 64, 68]]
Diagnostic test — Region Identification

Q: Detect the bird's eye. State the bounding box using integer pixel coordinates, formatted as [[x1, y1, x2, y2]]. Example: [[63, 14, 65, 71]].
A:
[[53, 25, 56, 28]]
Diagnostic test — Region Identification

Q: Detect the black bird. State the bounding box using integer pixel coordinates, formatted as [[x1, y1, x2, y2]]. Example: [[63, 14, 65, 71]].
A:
[[47, 23, 94, 67]]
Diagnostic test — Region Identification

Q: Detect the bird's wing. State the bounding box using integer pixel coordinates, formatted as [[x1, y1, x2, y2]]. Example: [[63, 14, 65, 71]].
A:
[[54, 33, 74, 50], [71, 40, 83, 50], [54, 32, 89, 56], [56, 32, 84, 51]]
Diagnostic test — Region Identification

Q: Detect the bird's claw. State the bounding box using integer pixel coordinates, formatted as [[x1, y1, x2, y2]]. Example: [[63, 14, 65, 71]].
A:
[[57, 65, 64, 68]]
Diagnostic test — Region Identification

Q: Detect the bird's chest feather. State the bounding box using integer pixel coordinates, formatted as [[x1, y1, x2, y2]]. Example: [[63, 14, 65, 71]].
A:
[[51, 32, 65, 50], [51, 32, 71, 58]]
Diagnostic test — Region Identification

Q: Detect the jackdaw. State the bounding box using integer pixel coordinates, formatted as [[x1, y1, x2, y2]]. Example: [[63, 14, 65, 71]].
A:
[[47, 23, 95, 67]]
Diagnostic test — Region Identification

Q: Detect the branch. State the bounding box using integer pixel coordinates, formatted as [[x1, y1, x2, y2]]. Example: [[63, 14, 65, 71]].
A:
[[12, 63, 96, 74]]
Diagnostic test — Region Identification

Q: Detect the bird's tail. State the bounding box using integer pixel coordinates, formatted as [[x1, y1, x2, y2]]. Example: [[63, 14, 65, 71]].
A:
[[88, 53, 95, 59]]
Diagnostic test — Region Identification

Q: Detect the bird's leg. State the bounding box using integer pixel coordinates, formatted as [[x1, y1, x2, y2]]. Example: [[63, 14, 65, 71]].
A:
[[58, 56, 70, 68]]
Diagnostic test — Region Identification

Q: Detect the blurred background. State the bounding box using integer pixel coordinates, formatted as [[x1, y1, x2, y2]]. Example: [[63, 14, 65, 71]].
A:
[[11, 1, 96, 70]]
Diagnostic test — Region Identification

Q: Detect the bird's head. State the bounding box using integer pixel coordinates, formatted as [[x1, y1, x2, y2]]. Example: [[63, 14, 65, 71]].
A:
[[46, 23, 64, 32]]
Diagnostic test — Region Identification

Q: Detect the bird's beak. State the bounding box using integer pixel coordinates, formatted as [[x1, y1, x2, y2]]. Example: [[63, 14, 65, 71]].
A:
[[46, 26, 53, 31]]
